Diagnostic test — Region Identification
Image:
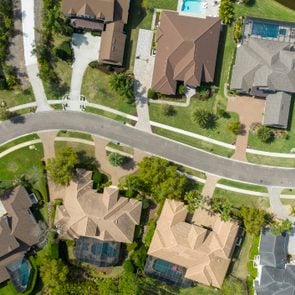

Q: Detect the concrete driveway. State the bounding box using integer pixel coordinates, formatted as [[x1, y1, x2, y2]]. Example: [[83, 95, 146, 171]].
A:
[[68, 33, 101, 111], [227, 96, 265, 161], [133, 29, 155, 132]]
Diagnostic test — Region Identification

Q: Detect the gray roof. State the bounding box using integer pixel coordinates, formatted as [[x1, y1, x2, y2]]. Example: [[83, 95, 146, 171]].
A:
[[0, 187, 41, 284], [263, 92, 292, 129], [230, 37, 295, 93], [259, 229, 288, 268], [255, 265, 295, 295]]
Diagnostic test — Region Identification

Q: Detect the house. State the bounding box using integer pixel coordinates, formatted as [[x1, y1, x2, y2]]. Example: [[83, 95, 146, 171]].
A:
[[263, 92, 291, 129], [61, 0, 130, 65], [54, 169, 142, 266], [144, 200, 239, 288], [254, 229, 295, 295], [0, 187, 41, 292], [230, 18, 295, 97], [151, 11, 221, 95]]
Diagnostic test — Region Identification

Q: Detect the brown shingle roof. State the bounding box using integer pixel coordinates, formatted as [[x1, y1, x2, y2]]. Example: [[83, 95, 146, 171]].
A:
[[62, 0, 115, 22], [54, 169, 142, 243], [99, 21, 126, 65], [151, 12, 221, 95], [0, 187, 40, 283], [148, 200, 239, 288]]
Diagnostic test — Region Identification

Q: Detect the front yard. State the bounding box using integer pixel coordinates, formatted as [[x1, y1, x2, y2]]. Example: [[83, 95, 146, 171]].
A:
[[0, 87, 35, 108]]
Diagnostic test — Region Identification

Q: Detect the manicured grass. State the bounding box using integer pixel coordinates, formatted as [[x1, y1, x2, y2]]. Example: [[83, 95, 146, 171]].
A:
[[214, 188, 270, 210], [107, 142, 134, 155], [153, 127, 235, 158], [57, 130, 93, 141], [0, 87, 35, 108], [0, 134, 39, 153], [247, 153, 295, 167], [232, 234, 254, 282], [180, 285, 222, 295], [86, 106, 135, 125], [0, 144, 44, 182], [218, 179, 268, 193], [282, 188, 295, 195], [177, 166, 207, 180], [149, 98, 239, 144], [81, 67, 137, 115], [247, 235, 260, 295], [55, 141, 95, 161], [280, 198, 295, 206], [235, 0, 295, 21]]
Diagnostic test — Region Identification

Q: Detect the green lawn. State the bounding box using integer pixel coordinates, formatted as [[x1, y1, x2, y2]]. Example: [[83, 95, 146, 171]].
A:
[[218, 179, 268, 193], [177, 166, 206, 180], [149, 98, 239, 144], [107, 142, 134, 155], [86, 107, 135, 125], [282, 188, 295, 195], [0, 87, 35, 108], [0, 134, 39, 153], [81, 67, 137, 115], [153, 127, 234, 157], [247, 235, 260, 295], [281, 198, 295, 206], [57, 130, 93, 141], [180, 285, 222, 295], [214, 188, 270, 210], [247, 153, 295, 167]]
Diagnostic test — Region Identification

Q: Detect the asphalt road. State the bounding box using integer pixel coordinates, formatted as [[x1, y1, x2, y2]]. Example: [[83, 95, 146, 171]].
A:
[[1, 111, 294, 187]]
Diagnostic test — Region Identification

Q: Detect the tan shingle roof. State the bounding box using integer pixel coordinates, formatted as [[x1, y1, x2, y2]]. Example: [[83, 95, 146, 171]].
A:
[[148, 200, 239, 288], [99, 21, 126, 66], [151, 12, 221, 95], [55, 169, 142, 243]]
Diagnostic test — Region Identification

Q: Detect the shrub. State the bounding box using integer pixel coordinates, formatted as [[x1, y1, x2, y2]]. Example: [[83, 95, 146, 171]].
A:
[[89, 61, 99, 69], [54, 40, 74, 63], [108, 152, 126, 167], [217, 107, 230, 118], [92, 171, 103, 189], [147, 88, 158, 99], [219, 0, 235, 25], [122, 260, 135, 273], [161, 104, 176, 116], [234, 17, 243, 43], [144, 219, 157, 247], [257, 126, 274, 143], [127, 242, 138, 252], [192, 109, 217, 129], [130, 245, 147, 270], [227, 120, 241, 135], [177, 84, 186, 96]]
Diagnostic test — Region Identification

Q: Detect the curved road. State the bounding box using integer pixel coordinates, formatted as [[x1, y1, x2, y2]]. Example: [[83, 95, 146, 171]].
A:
[[1, 111, 294, 187]]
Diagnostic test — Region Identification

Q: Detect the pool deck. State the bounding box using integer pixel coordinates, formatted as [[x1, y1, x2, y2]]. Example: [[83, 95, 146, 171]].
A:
[[243, 17, 295, 44], [177, 0, 220, 18]]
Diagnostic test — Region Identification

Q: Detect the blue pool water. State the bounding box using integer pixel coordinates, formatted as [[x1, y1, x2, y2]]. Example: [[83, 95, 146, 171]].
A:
[[181, 0, 203, 14], [252, 22, 279, 38]]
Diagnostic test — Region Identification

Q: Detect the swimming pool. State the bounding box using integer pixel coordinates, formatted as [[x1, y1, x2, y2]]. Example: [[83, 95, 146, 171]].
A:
[[252, 22, 279, 38], [181, 0, 203, 14]]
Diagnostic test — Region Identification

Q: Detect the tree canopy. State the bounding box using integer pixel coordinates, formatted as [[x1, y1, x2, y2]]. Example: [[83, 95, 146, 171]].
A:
[[47, 147, 78, 186], [184, 190, 205, 213]]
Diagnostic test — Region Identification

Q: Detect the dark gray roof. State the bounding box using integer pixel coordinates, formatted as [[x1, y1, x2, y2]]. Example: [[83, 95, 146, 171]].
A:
[[259, 229, 288, 268], [263, 92, 292, 129], [255, 265, 295, 295], [231, 37, 295, 93]]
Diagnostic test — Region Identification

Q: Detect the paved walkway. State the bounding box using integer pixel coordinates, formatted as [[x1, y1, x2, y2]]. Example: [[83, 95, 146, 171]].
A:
[[227, 95, 265, 161], [201, 174, 220, 198], [68, 33, 101, 111], [21, 0, 51, 112], [93, 136, 146, 185], [268, 187, 295, 221], [133, 29, 154, 133]]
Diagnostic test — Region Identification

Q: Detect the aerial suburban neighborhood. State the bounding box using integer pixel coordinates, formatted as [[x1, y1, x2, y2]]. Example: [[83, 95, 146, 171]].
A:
[[0, 0, 294, 294]]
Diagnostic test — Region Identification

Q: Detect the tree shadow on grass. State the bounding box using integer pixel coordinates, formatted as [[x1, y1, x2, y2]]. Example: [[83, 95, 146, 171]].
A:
[[76, 150, 99, 170]]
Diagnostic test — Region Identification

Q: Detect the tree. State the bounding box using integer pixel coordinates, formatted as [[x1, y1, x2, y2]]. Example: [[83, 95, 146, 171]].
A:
[[257, 125, 274, 143], [177, 84, 186, 96], [123, 259, 135, 273], [108, 152, 126, 167], [270, 219, 293, 235], [47, 147, 78, 186], [161, 104, 176, 116], [130, 245, 147, 270], [211, 197, 233, 222], [227, 120, 241, 135], [109, 72, 135, 102], [192, 109, 217, 129], [119, 175, 146, 198], [219, 0, 235, 25], [184, 191, 205, 213], [136, 157, 188, 202], [118, 272, 141, 295], [234, 17, 243, 43], [39, 258, 69, 295], [238, 206, 269, 236]]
